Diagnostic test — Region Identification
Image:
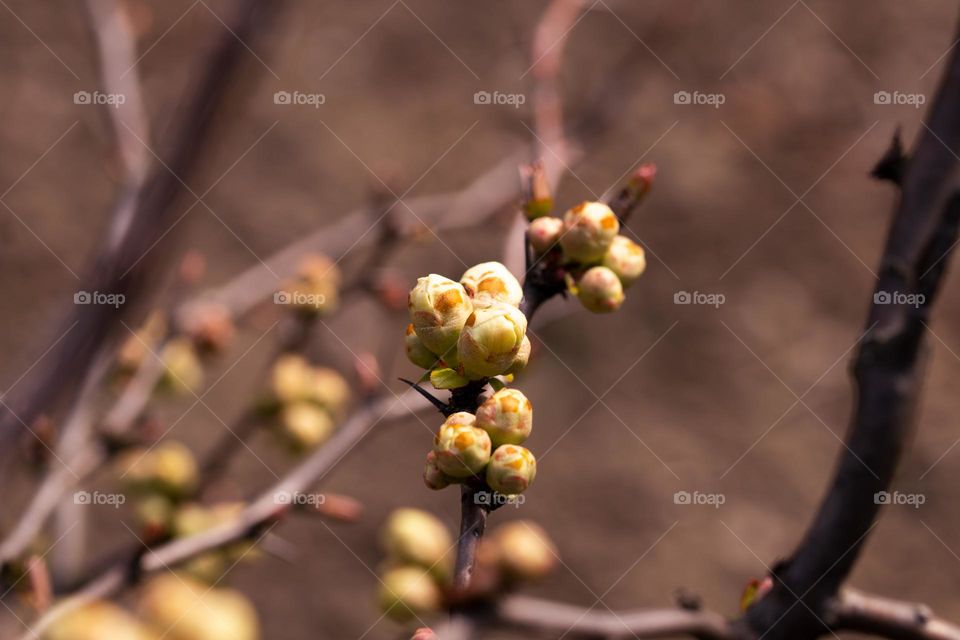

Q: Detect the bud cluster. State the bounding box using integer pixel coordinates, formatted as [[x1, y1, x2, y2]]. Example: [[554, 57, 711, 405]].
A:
[[267, 354, 350, 450], [422, 388, 537, 497], [405, 262, 530, 386], [376, 509, 558, 623], [529, 200, 647, 313]]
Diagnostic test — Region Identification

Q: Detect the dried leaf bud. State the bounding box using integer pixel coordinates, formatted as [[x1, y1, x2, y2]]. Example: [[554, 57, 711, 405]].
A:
[[521, 160, 553, 220], [457, 302, 528, 378], [492, 520, 558, 581], [602, 235, 646, 287], [405, 324, 439, 369], [378, 566, 443, 621], [139, 574, 260, 640], [160, 338, 204, 394], [476, 389, 533, 447], [280, 402, 334, 450], [506, 335, 532, 375], [408, 275, 473, 358], [460, 262, 523, 308], [381, 508, 453, 572], [486, 445, 537, 494], [528, 216, 564, 255], [576, 266, 625, 313], [423, 450, 458, 490], [120, 441, 197, 499], [433, 422, 491, 478], [44, 600, 155, 640], [559, 201, 619, 263]]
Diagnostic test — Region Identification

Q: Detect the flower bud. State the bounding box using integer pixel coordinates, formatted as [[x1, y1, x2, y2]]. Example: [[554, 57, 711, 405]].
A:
[[528, 216, 563, 255], [280, 402, 334, 450], [602, 235, 646, 287], [506, 335, 532, 375], [577, 266, 625, 313], [433, 422, 491, 478], [411, 628, 439, 640], [160, 338, 204, 394], [120, 441, 198, 499], [381, 508, 453, 573], [44, 601, 154, 640], [378, 566, 442, 621], [310, 367, 350, 414], [559, 201, 619, 263], [460, 262, 523, 308], [423, 450, 458, 490], [486, 445, 536, 494], [139, 574, 260, 640], [117, 311, 167, 373], [408, 275, 473, 358], [182, 302, 235, 353], [457, 302, 528, 378], [289, 254, 341, 316], [171, 502, 251, 582], [492, 520, 558, 581], [270, 354, 314, 403], [475, 389, 533, 447], [444, 411, 477, 427], [405, 324, 439, 369]]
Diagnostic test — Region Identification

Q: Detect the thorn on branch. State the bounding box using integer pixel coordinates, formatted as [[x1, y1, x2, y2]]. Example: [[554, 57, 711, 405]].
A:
[[871, 128, 906, 186], [398, 378, 451, 414]]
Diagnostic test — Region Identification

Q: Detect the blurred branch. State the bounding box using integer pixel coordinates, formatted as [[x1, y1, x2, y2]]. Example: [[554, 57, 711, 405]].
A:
[[745, 13, 960, 639]]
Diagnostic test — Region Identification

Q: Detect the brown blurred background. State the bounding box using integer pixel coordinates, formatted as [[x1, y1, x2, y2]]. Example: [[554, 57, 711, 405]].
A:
[[2, 0, 960, 638]]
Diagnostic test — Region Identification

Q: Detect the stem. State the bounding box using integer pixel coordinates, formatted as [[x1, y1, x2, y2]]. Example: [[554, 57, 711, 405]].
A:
[[453, 484, 489, 592]]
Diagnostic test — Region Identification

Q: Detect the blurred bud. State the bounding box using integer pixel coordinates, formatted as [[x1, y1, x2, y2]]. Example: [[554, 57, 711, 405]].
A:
[[378, 566, 443, 622], [139, 574, 260, 640], [270, 354, 313, 403], [475, 389, 533, 447], [120, 440, 197, 500], [505, 335, 531, 375], [285, 254, 341, 316], [576, 266, 625, 313], [559, 201, 619, 263], [460, 262, 523, 308], [280, 402, 334, 450], [457, 302, 528, 378], [373, 271, 409, 311], [405, 324, 439, 370], [310, 367, 350, 414], [492, 520, 558, 581], [411, 628, 439, 640], [160, 338, 204, 394], [602, 235, 646, 287], [608, 163, 656, 221], [44, 600, 154, 640], [408, 275, 473, 358], [423, 450, 457, 490], [433, 422, 491, 478], [740, 576, 774, 612], [520, 160, 553, 220], [182, 303, 235, 353], [313, 493, 364, 522], [486, 445, 536, 494], [528, 216, 563, 255], [134, 495, 174, 539], [381, 508, 453, 574], [116, 311, 167, 373], [178, 250, 207, 286], [171, 503, 250, 583]]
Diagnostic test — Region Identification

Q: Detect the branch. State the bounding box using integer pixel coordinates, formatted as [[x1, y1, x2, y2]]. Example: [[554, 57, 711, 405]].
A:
[[829, 589, 960, 640]]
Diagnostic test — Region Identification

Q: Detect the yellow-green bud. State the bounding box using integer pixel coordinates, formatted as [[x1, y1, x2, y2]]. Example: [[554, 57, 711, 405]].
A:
[[577, 266, 625, 313], [405, 324, 439, 369], [408, 275, 473, 358], [120, 441, 197, 499], [433, 421, 491, 478], [44, 601, 154, 640], [492, 520, 558, 581], [486, 445, 537, 494], [381, 508, 453, 573], [280, 402, 334, 449], [310, 367, 350, 414], [161, 338, 204, 394], [528, 216, 563, 255], [457, 302, 528, 378], [506, 335, 532, 375], [460, 262, 523, 308], [171, 502, 251, 582], [602, 235, 646, 286], [423, 451, 457, 490], [270, 354, 314, 403], [559, 201, 619, 263], [378, 566, 442, 621], [139, 574, 260, 640], [476, 389, 533, 447]]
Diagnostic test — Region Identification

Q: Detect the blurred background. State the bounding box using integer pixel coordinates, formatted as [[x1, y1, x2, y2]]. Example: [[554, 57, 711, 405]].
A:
[[1, 0, 959, 638]]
